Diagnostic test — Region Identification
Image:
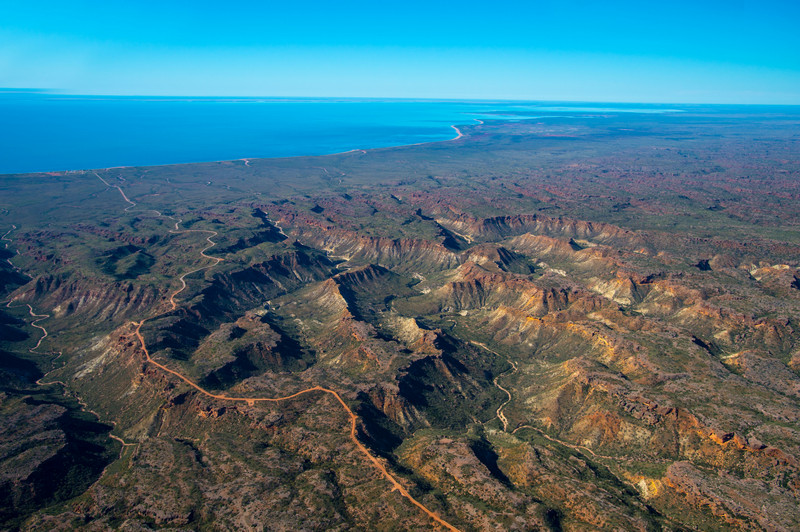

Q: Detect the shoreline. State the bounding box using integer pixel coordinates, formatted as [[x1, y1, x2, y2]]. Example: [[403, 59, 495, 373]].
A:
[[0, 121, 479, 178]]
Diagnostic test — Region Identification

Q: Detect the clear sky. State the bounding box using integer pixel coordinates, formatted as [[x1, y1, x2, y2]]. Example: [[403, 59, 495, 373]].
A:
[[2, 0, 799, 103]]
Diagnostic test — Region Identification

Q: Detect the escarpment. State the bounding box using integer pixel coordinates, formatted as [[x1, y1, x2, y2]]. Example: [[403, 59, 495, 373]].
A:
[[12, 202, 800, 530], [16, 274, 160, 324], [281, 219, 462, 272], [460, 244, 533, 274], [412, 261, 582, 316], [5, 111, 800, 531], [437, 213, 648, 250]]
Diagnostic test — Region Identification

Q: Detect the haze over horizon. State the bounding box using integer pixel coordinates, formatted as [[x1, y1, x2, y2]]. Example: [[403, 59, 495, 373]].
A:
[[3, 0, 799, 105]]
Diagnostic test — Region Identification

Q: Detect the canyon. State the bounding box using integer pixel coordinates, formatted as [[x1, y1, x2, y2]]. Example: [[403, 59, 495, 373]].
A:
[[1, 110, 800, 530]]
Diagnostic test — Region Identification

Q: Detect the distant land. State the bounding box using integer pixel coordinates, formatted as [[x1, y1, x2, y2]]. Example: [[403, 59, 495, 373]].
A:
[[0, 94, 729, 175], [2, 104, 800, 530]]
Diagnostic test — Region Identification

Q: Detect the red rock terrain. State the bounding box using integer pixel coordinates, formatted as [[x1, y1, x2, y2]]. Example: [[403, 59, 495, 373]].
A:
[[1, 113, 800, 530]]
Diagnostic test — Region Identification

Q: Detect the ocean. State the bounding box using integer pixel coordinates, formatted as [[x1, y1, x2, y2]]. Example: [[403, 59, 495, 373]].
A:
[[0, 95, 688, 175]]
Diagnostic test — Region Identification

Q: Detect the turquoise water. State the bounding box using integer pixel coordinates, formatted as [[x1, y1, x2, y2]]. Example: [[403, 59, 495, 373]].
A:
[[0, 96, 493, 174], [0, 95, 693, 175]]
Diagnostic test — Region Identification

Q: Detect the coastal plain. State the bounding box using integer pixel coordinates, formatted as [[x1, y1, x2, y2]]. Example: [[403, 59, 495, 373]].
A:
[[2, 109, 800, 530]]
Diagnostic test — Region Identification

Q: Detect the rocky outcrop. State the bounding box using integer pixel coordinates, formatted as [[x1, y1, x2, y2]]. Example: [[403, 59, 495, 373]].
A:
[[664, 461, 800, 531], [289, 225, 461, 272], [460, 244, 533, 274], [438, 213, 648, 250], [18, 274, 160, 323], [0, 388, 116, 527]]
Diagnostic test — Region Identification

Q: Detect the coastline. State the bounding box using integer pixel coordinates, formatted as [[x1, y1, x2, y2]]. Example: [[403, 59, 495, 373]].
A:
[[0, 121, 476, 177]]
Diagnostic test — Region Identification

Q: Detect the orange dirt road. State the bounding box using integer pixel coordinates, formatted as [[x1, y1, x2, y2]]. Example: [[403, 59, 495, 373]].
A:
[[131, 321, 461, 531], [18, 178, 462, 531], [128, 218, 461, 531]]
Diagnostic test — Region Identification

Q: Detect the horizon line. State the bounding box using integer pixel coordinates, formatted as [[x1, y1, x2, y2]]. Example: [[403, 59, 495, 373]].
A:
[[2, 89, 800, 107]]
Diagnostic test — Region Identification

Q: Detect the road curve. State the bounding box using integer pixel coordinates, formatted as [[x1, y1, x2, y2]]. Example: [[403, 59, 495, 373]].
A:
[[10, 177, 462, 531], [131, 319, 461, 531], [130, 220, 461, 531], [164, 224, 223, 310], [26, 304, 50, 352], [471, 341, 518, 431]]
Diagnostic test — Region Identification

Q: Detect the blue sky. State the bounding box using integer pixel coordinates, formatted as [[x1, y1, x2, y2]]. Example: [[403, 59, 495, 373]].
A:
[[2, 0, 799, 103]]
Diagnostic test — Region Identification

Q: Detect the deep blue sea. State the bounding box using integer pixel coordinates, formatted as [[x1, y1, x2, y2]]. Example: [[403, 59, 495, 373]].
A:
[[0, 95, 694, 175]]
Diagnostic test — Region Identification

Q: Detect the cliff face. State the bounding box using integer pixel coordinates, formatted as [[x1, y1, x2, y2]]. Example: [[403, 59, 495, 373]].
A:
[[17, 275, 160, 322], [7, 198, 800, 530], [460, 244, 533, 274], [10, 201, 799, 530], [421, 261, 577, 315], [4, 113, 800, 530], [287, 223, 462, 272], [0, 313, 118, 529], [438, 213, 648, 250]]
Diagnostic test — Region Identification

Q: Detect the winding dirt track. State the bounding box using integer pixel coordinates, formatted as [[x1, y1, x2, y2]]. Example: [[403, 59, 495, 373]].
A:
[[2, 225, 30, 277], [7, 171, 463, 531], [94, 171, 137, 211], [513, 425, 599, 457], [1, 225, 15, 252], [118, 195, 462, 530], [132, 321, 459, 530], [471, 341, 518, 431], [164, 221, 223, 309], [26, 304, 50, 351]]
